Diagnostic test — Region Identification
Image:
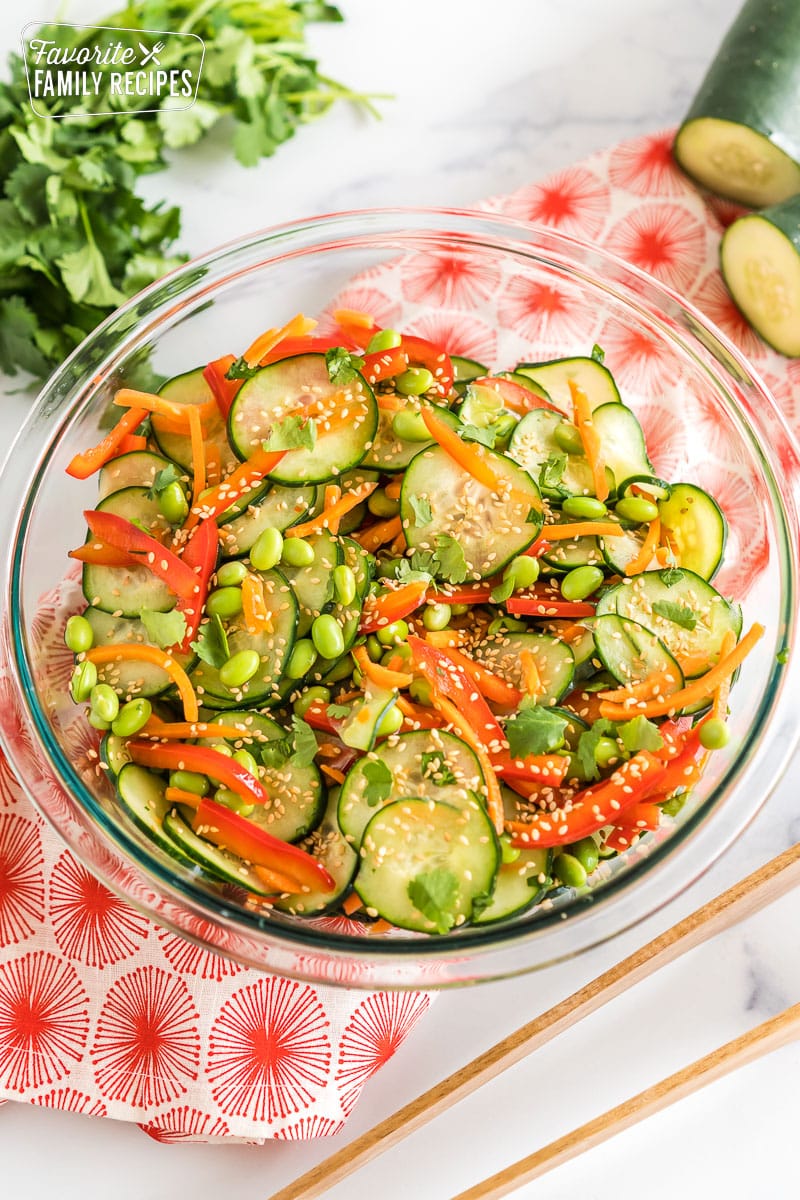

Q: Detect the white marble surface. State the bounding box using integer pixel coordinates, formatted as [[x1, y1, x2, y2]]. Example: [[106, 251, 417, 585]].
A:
[[2, 0, 800, 1197]]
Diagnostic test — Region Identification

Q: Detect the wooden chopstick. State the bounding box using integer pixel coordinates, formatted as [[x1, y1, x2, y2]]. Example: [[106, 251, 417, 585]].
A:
[[453, 1000, 800, 1199], [269, 842, 800, 1200]]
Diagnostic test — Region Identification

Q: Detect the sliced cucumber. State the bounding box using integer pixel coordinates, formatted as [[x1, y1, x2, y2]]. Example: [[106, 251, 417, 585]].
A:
[[336, 469, 381, 533], [218, 484, 317, 558], [97, 450, 175, 500], [100, 732, 130, 777], [542, 535, 604, 571], [84, 608, 194, 699], [82, 486, 174, 617], [507, 409, 597, 499], [281, 530, 341, 638], [275, 790, 357, 916], [591, 404, 654, 493], [473, 821, 551, 926], [657, 483, 727, 581], [472, 633, 575, 705], [155, 367, 238, 476], [514, 357, 621, 415], [161, 808, 273, 895], [452, 356, 487, 383], [596, 570, 742, 678], [338, 729, 484, 847], [591, 614, 685, 693], [116, 763, 193, 863], [355, 797, 499, 934], [401, 443, 542, 579], [228, 354, 378, 484], [720, 200, 800, 357], [361, 402, 457, 473], [337, 684, 397, 752], [496, 371, 553, 403], [599, 524, 648, 576]]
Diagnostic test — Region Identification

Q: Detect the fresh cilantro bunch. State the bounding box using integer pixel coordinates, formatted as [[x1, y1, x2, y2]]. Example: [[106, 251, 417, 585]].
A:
[[0, 1, 376, 379]]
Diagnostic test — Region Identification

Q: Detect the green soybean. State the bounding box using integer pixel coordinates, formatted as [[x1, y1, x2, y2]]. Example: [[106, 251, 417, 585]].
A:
[[396, 367, 434, 396], [562, 495, 608, 520], [311, 614, 345, 659], [215, 787, 247, 812], [320, 657, 354, 684], [561, 565, 604, 602], [64, 614, 94, 654], [422, 603, 451, 632], [553, 852, 587, 889], [366, 328, 402, 353], [377, 557, 403, 580], [333, 563, 357, 605], [504, 555, 540, 590], [594, 736, 620, 769], [366, 635, 384, 662], [234, 749, 260, 777], [159, 481, 189, 525], [615, 496, 659, 524], [409, 678, 433, 706], [570, 836, 600, 875], [500, 834, 521, 865], [206, 586, 243, 619], [286, 638, 318, 680], [293, 686, 331, 717], [391, 409, 430, 442], [488, 616, 527, 635], [88, 711, 111, 731], [699, 718, 730, 750], [282, 537, 315, 568], [451, 604, 469, 617], [553, 422, 585, 455], [250, 526, 284, 572], [219, 649, 261, 689], [376, 705, 404, 736], [368, 489, 401, 518], [216, 560, 248, 587], [169, 770, 209, 796], [70, 660, 97, 703], [111, 697, 152, 737], [89, 683, 119, 724], [376, 619, 409, 646], [494, 412, 519, 440]]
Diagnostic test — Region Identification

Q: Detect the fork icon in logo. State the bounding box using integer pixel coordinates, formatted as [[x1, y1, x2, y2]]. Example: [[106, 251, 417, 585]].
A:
[[138, 40, 165, 66]]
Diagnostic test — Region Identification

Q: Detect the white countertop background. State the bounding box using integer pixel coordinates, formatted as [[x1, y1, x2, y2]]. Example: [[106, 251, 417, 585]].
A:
[[2, 1, 800, 1197]]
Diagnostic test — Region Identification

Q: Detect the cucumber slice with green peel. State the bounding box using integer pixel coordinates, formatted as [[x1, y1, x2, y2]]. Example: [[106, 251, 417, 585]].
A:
[[401, 443, 542, 580], [84, 608, 195, 699], [335, 469, 381, 532], [189, 567, 297, 705], [591, 614, 685, 693], [355, 797, 499, 934], [507, 409, 608, 499], [496, 371, 553, 403], [720, 201, 800, 357], [275, 790, 357, 916], [337, 684, 398, 752], [318, 535, 372, 661], [338, 728, 485, 847], [100, 732, 130, 777], [452, 356, 487, 383], [361, 402, 458, 473], [620, 476, 671, 503], [514, 357, 622, 415], [596, 570, 742, 678], [97, 451, 175, 501], [215, 482, 269, 525], [280, 529, 341, 638], [82, 486, 174, 617], [591, 404, 654, 493], [156, 368, 239, 477], [657, 483, 727, 581], [673, 0, 800, 207], [116, 763, 194, 864], [228, 354, 378, 484], [473, 793, 551, 926], [161, 808, 274, 895], [472, 633, 575, 706], [218, 485, 317, 558], [599, 524, 647, 576], [542, 535, 604, 571]]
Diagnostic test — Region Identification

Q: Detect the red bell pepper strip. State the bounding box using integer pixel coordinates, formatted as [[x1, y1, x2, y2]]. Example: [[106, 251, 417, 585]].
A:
[[359, 579, 429, 633], [175, 517, 218, 653], [492, 750, 570, 786], [604, 802, 662, 852], [522, 536, 552, 559], [469, 376, 561, 415], [507, 591, 596, 619], [360, 346, 409, 385], [408, 637, 505, 751], [117, 434, 148, 454], [440, 646, 522, 708], [400, 334, 453, 398], [83, 510, 201, 601], [203, 355, 240, 420], [506, 750, 670, 848], [66, 406, 149, 479], [192, 797, 336, 893], [185, 447, 286, 531], [127, 740, 270, 807], [261, 334, 359, 364], [426, 583, 496, 606], [302, 702, 343, 737]]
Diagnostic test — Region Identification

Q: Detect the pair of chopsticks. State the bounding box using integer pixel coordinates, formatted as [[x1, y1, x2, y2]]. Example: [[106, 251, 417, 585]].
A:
[[271, 841, 800, 1200]]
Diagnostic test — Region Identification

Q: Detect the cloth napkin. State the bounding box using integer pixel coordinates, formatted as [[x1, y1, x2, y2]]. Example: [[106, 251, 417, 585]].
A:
[[0, 127, 796, 1144]]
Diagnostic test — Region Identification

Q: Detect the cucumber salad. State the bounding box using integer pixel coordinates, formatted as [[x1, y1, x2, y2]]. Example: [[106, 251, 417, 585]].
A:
[[63, 310, 762, 935]]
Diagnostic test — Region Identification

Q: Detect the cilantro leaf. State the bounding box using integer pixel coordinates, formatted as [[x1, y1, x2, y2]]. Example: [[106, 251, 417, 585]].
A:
[[432, 534, 469, 584], [146, 464, 184, 500], [325, 346, 365, 385], [191, 614, 229, 668], [617, 715, 664, 754], [659, 568, 685, 587], [263, 414, 317, 453], [407, 868, 459, 934], [661, 791, 689, 818], [460, 423, 497, 449], [539, 453, 567, 491], [362, 760, 393, 807], [652, 600, 697, 630], [289, 716, 319, 769], [140, 607, 187, 650], [777, 647, 790, 665], [326, 702, 352, 719], [575, 719, 617, 781], [408, 495, 432, 527], [591, 343, 606, 364], [421, 751, 457, 785], [225, 356, 261, 381], [396, 552, 436, 585], [505, 702, 569, 759]]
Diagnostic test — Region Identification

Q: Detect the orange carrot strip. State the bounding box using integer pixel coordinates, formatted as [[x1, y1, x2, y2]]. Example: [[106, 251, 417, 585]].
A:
[[430, 692, 504, 834], [368, 919, 393, 934], [323, 485, 342, 533], [352, 645, 413, 690], [423, 630, 468, 648], [185, 447, 285, 531], [244, 313, 317, 366], [187, 405, 206, 509], [598, 668, 683, 704], [712, 630, 737, 720], [624, 518, 661, 577], [396, 695, 445, 731], [114, 388, 217, 426], [252, 864, 309, 895], [342, 891, 365, 915], [320, 764, 346, 785], [599, 624, 764, 720], [354, 515, 402, 553], [164, 786, 202, 809], [384, 478, 403, 501], [519, 648, 542, 701], [242, 573, 273, 634], [291, 481, 378, 539], [86, 646, 198, 722], [569, 379, 609, 503], [422, 406, 502, 491], [444, 646, 523, 707], [205, 442, 221, 489], [543, 521, 623, 540], [69, 542, 135, 567]]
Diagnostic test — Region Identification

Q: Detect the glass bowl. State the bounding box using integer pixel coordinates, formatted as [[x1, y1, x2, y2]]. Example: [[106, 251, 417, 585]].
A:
[[1, 208, 799, 990]]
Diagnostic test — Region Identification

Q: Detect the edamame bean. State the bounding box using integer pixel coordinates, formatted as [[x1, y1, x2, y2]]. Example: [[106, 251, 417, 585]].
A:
[[219, 649, 261, 689], [594, 736, 620, 768], [494, 412, 518, 441], [293, 686, 331, 717], [615, 496, 659, 524], [64, 614, 94, 654], [320, 657, 353, 684], [377, 557, 403, 580], [396, 366, 434, 396], [89, 683, 119, 724], [169, 770, 209, 796], [216, 560, 248, 587], [215, 787, 245, 810], [368, 489, 401, 518], [561, 564, 604, 602], [70, 660, 97, 703], [311, 614, 345, 659], [391, 409, 430, 442], [333, 563, 357, 605], [250, 526, 284, 572], [409, 678, 433, 706], [286, 638, 318, 679], [88, 712, 110, 731], [553, 852, 587, 889], [111, 697, 152, 737], [213, 743, 234, 758], [562, 495, 608, 520], [570, 836, 599, 875], [366, 328, 402, 353], [353, 668, 364, 688], [503, 555, 540, 590], [376, 619, 409, 646], [281, 537, 315, 568], [488, 616, 527, 635], [366, 635, 384, 662], [376, 705, 403, 736], [553, 422, 584, 455], [206, 586, 243, 620], [234, 748, 260, 777], [385, 640, 412, 663], [422, 603, 452, 631], [451, 604, 469, 616], [699, 717, 730, 750], [500, 834, 521, 865], [158, 481, 189, 525]]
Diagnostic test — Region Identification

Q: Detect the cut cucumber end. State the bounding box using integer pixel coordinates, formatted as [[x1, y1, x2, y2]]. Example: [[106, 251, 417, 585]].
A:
[[674, 118, 800, 207], [721, 213, 800, 357]]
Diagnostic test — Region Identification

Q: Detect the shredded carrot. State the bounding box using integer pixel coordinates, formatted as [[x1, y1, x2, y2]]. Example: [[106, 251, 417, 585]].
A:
[[655, 546, 671, 566], [429, 691, 504, 833], [543, 521, 623, 540], [253, 864, 308, 895], [549, 621, 590, 645], [141, 718, 262, 741], [244, 313, 317, 366], [205, 442, 221, 489], [342, 891, 365, 915], [86, 646, 198, 721], [291, 481, 378, 539], [114, 388, 217, 427], [444, 646, 523, 707], [384, 478, 403, 501], [599, 623, 765, 720], [598, 668, 683, 704], [396, 695, 444, 730], [423, 630, 468, 648], [323, 485, 342, 533], [519, 649, 542, 701], [164, 786, 202, 809], [377, 392, 406, 412], [320, 764, 346, 785], [66, 406, 149, 479], [242, 573, 273, 634], [389, 530, 407, 556], [187, 405, 206, 509], [569, 379, 609, 502], [185, 447, 284, 530], [368, 919, 393, 934], [333, 308, 376, 338], [624, 517, 661, 576], [69, 542, 133, 567], [354, 515, 402, 553], [712, 630, 737, 720], [352, 645, 413, 690]]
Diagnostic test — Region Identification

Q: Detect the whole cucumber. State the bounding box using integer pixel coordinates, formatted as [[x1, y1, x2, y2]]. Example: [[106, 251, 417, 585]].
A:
[[720, 195, 800, 356]]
